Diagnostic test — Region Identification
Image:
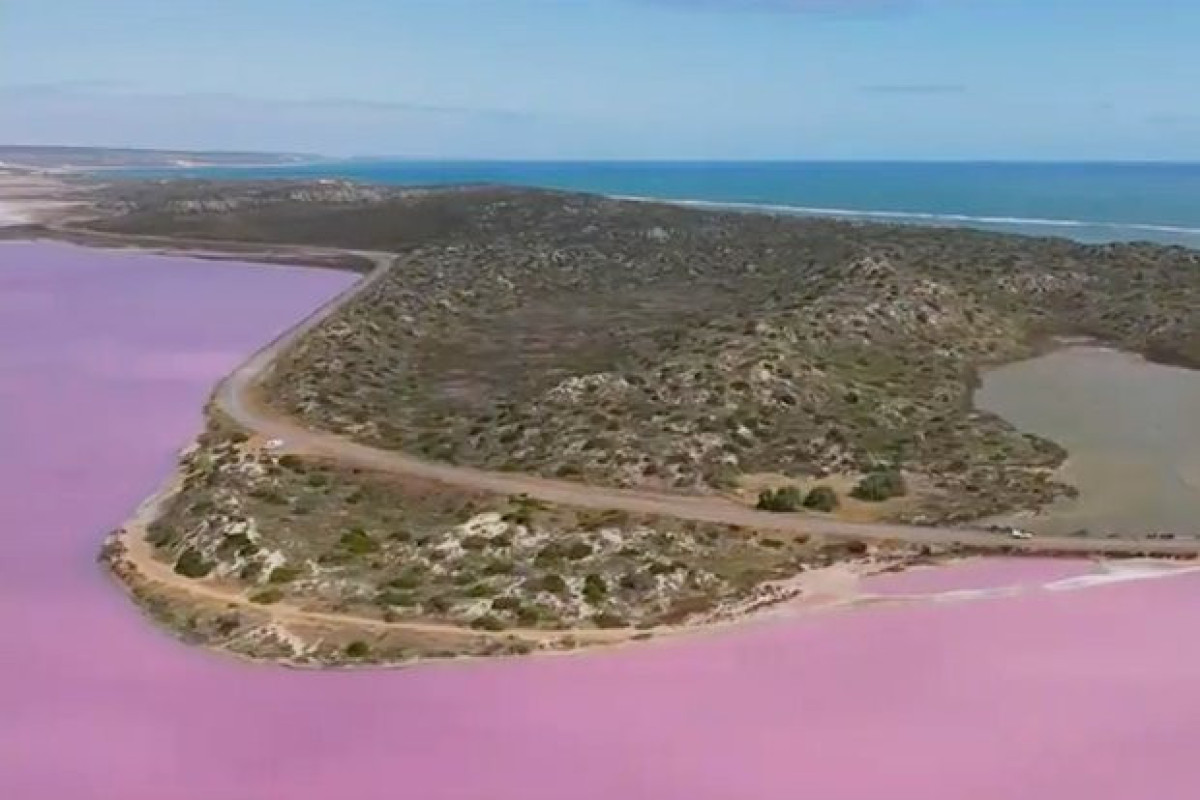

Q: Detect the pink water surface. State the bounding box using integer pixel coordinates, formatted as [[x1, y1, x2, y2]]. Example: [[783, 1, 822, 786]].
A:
[[5, 241, 1200, 800]]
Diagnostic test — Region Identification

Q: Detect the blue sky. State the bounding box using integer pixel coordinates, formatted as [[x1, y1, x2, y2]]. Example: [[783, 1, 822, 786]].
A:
[[2, 0, 1198, 159]]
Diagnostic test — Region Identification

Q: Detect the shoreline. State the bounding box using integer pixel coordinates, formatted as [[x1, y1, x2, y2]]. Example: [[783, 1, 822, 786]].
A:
[[7, 166, 1200, 251], [610, 192, 1200, 244], [6, 167, 1200, 251]]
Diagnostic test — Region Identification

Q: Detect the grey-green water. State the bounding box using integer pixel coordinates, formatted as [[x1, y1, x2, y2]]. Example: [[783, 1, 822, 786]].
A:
[[976, 346, 1200, 538]]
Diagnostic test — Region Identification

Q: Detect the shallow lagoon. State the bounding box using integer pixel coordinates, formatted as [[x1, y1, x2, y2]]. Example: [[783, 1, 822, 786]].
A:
[[4, 242, 1200, 800], [977, 346, 1200, 537]]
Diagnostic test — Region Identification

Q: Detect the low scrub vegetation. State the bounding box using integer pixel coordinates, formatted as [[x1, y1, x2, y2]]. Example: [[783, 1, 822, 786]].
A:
[[851, 471, 908, 503], [756, 486, 805, 513], [141, 430, 921, 650]]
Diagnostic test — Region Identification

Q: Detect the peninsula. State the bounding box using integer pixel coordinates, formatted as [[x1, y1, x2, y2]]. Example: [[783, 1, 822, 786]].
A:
[[12, 173, 1200, 665]]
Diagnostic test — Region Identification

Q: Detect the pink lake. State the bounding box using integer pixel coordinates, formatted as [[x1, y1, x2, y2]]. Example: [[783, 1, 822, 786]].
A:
[[4, 240, 1200, 800]]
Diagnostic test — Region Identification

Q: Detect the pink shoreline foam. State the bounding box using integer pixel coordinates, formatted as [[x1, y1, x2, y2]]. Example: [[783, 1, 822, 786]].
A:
[[4, 241, 1200, 800], [863, 557, 1097, 595]]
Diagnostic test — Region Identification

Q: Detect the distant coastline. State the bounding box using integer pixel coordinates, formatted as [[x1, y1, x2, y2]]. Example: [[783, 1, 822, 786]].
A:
[[612, 194, 1200, 244], [101, 159, 1200, 249]]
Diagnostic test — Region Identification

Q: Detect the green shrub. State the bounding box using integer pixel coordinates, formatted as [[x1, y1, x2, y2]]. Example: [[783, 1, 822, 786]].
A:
[[465, 582, 495, 599], [277, 454, 304, 471], [850, 471, 908, 502], [803, 486, 840, 512], [147, 522, 177, 548], [534, 543, 565, 566], [565, 541, 594, 560], [339, 528, 380, 554], [491, 596, 522, 612], [174, 548, 214, 579], [592, 611, 628, 629], [471, 614, 506, 632], [536, 573, 568, 595], [388, 568, 425, 590], [483, 558, 515, 576], [376, 590, 416, 607], [344, 640, 371, 658], [248, 486, 286, 504], [268, 565, 302, 584], [756, 485, 805, 513], [225, 534, 260, 558], [583, 573, 608, 603], [648, 560, 678, 576], [426, 595, 453, 613], [249, 588, 283, 605], [502, 508, 533, 526]]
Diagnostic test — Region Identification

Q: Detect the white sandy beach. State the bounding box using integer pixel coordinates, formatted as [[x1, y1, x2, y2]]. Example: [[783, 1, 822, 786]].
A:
[[0, 200, 30, 226], [0, 172, 85, 226]]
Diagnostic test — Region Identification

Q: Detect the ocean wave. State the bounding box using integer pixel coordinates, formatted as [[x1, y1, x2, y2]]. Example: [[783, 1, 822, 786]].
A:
[[611, 194, 1200, 238]]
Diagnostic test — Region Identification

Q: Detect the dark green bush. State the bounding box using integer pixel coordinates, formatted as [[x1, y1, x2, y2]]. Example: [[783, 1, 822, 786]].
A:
[[339, 528, 380, 554], [249, 588, 283, 605], [565, 540, 594, 560], [537, 573, 568, 595], [803, 486, 840, 512], [147, 522, 178, 549], [376, 590, 416, 607], [388, 568, 425, 590], [490, 596, 522, 612], [850, 471, 908, 502], [268, 565, 302, 584], [583, 573, 608, 603], [471, 614, 506, 632], [426, 595, 452, 613], [592, 611, 628, 629], [465, 583, 495, 599], [277, 454, 304, 471], [173, 548, 214, 579], [344, 640, 371, 658], [756, 485, 805, 513]]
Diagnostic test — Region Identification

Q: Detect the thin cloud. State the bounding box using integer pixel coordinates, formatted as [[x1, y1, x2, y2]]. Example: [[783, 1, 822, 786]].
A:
[[1147, 112, 1199, 128], [638, 0, 915, 14], [0, 84, 537, 123], [297, 96, 537, 121], [0, 84, 558, 158], [0, 80, 133, 97], [860, 83, 968, 94]]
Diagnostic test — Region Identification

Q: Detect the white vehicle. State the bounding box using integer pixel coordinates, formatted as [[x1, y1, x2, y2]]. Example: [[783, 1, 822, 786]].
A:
[[264, 438, 285, 451], [1008, 528, 1034, 541]]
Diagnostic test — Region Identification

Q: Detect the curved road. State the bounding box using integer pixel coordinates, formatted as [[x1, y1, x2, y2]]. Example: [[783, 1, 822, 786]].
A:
[[210, 248, 1200, 559]]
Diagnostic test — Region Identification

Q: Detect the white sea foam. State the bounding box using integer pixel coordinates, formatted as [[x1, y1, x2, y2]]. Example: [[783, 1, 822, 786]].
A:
[[611, 194, 1200, 240], [1044, 563, 1200, 592], [929, 586, 1024, 603]]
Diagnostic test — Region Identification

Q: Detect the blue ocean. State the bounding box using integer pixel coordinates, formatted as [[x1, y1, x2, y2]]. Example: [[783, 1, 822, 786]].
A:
[[131, 161, 1200, 249]]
